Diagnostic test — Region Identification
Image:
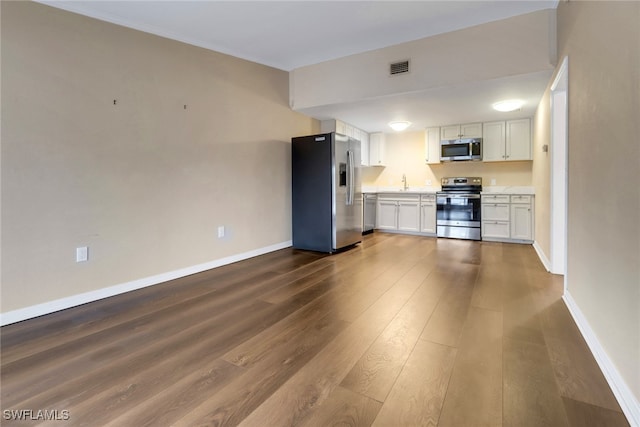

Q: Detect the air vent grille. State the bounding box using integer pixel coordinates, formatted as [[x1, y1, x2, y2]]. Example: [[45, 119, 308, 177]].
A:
[[390, 60, 410, 76]]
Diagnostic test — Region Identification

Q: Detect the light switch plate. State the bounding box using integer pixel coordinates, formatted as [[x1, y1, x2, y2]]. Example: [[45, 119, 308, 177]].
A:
[[76, 247, 88, 262]]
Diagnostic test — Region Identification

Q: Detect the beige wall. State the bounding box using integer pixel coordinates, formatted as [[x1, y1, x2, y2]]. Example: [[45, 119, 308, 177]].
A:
[[362, 130, 532, 189], [555, 1, 639, 401], [1, 2, 317, 314], [532, 88, 552, 258]]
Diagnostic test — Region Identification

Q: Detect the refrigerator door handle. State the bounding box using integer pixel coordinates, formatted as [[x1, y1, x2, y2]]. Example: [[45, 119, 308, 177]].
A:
[[346, 149, 354, 205]]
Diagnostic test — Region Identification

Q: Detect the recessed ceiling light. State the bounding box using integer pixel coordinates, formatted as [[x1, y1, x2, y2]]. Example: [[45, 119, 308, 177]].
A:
[[388, 121, 411, 131], [492, 99, 525, 112]]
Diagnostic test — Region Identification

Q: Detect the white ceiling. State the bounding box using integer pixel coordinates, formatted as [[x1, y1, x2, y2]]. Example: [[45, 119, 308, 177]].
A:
[[38, 0, 559, 132]]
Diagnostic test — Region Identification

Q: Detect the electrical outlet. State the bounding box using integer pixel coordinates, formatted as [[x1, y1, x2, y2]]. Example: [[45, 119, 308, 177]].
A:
[[491, 178, 497, 186], [76, 246, 88, 263], [426, 179, 432, 186], [217, 226, 225, 238]]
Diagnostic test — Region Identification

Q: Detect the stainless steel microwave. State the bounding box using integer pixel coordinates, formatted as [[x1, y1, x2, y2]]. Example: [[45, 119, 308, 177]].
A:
[[440, 138, 482, 161]]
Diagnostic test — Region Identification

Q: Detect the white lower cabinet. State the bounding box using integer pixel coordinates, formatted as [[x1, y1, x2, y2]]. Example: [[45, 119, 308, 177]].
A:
[[377, 199, 399, 230], [376, 193, 435, 235], [481, 194, 534, 243], [510, 197, 533, 241], [398, 200, 420, 232], [420, 195, 437, 234]]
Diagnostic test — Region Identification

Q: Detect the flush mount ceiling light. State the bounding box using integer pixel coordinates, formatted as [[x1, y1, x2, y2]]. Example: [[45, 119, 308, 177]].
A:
[[388, 121, 411, 131], [492, 99, 525, 112]]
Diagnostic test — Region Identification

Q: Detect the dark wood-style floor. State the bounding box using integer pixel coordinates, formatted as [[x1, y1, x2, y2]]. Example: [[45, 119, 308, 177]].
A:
[[1, 233, 630, 426]]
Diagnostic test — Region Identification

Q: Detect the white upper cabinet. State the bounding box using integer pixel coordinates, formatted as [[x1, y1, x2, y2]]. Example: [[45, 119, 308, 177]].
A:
[[505, 118, 532, 161], [369, 132, 386, 167], [321, 119, 370, 166], [482, 121, 506, 161], [424, 127, 441, 164], [358, 130, 370, 167], [482, 118, 531, 162], [441, 123, 482, 139]]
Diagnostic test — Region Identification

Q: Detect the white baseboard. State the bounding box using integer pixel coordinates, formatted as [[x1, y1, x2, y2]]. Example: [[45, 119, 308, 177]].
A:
[[0, 241, 292, 327], [563, 291, 640, 427], [533, 240, 552, 272]]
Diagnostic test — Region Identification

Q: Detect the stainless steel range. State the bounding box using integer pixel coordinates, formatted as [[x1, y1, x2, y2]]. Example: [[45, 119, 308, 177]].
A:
[[436, 177, 482, 240]]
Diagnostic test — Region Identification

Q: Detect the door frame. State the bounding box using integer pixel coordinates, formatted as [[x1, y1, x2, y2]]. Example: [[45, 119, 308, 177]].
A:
[[550, 56, 569, 289]]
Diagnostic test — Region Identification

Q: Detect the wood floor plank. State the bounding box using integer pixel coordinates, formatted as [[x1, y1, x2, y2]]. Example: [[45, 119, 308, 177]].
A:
[[471, 266, 506, 312], [562, 397, 630, 427], [299, 386, 383, 427], [502, 272, 546, 346], [503, 338, 570, 427], [371, 340, 457, 427], [419, 262, 479, 347], [541, 301, 622, 412], [69, 358, 243, 427], [340, 265, 446, 402], [437, 306, 503, 427]]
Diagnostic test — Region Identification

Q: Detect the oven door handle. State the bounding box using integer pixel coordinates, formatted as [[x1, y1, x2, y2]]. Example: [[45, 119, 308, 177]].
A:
[[445, 194, 481, 199]]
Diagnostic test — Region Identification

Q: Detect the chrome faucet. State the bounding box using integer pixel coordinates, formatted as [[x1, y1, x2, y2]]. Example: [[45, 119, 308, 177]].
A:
[[402, 174, 408, 191]]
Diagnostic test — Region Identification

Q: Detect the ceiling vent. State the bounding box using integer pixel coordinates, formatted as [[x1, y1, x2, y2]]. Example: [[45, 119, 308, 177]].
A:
[[389, 60, 410, 76]]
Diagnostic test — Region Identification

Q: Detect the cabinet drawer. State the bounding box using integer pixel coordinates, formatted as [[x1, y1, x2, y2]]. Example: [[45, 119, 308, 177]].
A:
[[510, 195, 532, 204], [421, 194, 436, 202], [482, 204, 510, 221], [378, 194, 420, 202], [482, 221, 510, 239], [482, 194, 510, 204]]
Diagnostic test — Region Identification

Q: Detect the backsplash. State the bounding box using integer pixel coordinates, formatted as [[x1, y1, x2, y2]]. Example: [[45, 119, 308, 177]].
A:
[[361, 130, 533, 189]]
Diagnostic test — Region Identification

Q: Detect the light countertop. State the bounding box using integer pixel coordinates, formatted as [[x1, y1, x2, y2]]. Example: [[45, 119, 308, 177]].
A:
[[362, 186, 440, 194], [363, 185, 534, 195], [481, 186, 535, 195]]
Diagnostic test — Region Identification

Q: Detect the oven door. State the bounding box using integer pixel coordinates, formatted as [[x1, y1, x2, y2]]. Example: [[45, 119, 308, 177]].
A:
[[436, 193, 481, 239]]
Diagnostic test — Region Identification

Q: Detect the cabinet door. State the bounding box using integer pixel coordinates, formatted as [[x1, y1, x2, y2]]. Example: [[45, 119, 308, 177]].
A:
[[461, 122, 482, 138], [510, 203, 533, 240], [440, 125, 460, 140], [398, 201, 420, 232], [320, 119, 336, 133], [482, 121, 506, 161], [335, 120, 348, 135], [369, 133, 386, 166], [377, 200, 397, 230], [425, 127, 441, 164], [420, 201, 436, 233], [506, 118, 531, 161], [359, 131, 370, 167]]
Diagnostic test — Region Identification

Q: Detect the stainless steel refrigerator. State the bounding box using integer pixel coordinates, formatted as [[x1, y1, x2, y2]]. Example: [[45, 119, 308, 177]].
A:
[[292, 132, 362, 253]]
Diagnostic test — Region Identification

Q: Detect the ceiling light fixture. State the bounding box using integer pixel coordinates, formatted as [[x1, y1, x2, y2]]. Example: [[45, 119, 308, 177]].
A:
[[388, 121, 411, 131], [492, 99, 525, 112]]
